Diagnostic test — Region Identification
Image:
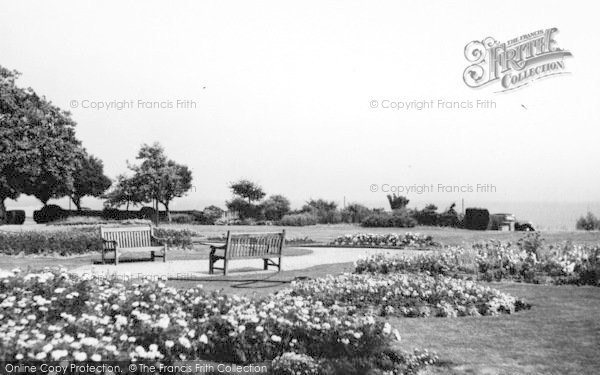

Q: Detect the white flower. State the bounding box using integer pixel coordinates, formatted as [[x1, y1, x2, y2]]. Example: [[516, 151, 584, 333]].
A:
[[155, 315, 170, 329], [341, 338, 350, 345], [74, 351, 87, 361], [42, 344, 53, 353], [149, 344, 158, 352], [383, 322, 392, 335], [91, 354, 101, 362], [271, 335, 281, 343], [178, 337, 191, 349], [199, 334, 208, 344], [255, 326, 264, 333], [165, 340, 174, 348], [15, 354, 23, 360], [35, 352, 47, 360]]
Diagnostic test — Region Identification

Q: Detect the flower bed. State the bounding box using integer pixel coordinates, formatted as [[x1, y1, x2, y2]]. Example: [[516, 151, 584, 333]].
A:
[[330, 233, 436, 249], [0, 269, 436, 374], [286, 273, 529, 318], [0, 227, 195, 256], [355, 240, 600, 286]]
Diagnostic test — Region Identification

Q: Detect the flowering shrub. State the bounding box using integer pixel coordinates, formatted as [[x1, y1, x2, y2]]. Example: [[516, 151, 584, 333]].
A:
[[0, 227, 194, 256], [354, 249, 470, 276], [330, 233, 436, 249], [271, 352, 321, 375], [356, 239, 600, 286], [0, 269, 435, 374], [286, 273, 529, 317]]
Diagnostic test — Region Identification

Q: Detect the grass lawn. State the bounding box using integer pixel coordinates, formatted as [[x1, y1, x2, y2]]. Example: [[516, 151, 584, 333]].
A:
[[394, 283, 600, 375], [154, 223, 600, 247]]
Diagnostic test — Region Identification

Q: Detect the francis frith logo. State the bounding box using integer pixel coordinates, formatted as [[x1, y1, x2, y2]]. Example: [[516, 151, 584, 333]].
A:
[[463, 28, 572, 92]]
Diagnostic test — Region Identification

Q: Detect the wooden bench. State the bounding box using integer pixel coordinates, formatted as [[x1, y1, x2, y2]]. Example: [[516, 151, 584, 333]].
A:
[[209, 230, 286, 275], [100, 225, 167, 265]]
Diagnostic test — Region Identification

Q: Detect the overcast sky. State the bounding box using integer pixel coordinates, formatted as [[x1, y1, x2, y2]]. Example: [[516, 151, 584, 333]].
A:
[[1, 0, 599, 215]]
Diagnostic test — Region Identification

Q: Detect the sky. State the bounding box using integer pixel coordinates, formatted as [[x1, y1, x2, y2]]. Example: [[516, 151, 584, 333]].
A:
[[1, 0, 599, 227]]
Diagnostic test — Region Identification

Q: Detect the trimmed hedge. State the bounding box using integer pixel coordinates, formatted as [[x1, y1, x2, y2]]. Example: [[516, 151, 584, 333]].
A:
[[6, 210, 25, 225], [464, 208, 490, 230], [33, 205, 67, 223], [0, 227, 195, 256], [361, 209, 417, 228]]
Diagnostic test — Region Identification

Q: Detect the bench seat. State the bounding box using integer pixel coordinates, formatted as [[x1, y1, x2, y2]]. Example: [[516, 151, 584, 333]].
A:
[[101, 225, 168, 265], [209, 230, 285, 275]]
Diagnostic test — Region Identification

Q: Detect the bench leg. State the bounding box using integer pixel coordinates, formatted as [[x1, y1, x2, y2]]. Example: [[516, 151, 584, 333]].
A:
[[264, 259, 269, 270], [223, 259, 228, 276], [151, 251, 155, 262], [278, 256, 282, 272], [209, 249, 215, 275], [163, 244, 167, 262], [114, 248, 119, 266], [101, 248, 105, 264]]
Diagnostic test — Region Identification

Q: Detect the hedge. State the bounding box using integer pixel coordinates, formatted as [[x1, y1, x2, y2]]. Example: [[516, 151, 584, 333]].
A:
[[6, 210, 25, 225], [464, 208, 490, 230], [0, 227, 195, 256]]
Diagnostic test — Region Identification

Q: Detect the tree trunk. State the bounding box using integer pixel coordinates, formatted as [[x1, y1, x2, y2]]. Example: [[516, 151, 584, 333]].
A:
[[164, 202, 171, 222], [72, 196, 82, 211], [0, 198, 6, 224]]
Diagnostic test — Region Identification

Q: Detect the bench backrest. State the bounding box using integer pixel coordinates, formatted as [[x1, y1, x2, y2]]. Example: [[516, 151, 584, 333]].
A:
[[100, 226, 153, 248], [225, 231, 285, 259]]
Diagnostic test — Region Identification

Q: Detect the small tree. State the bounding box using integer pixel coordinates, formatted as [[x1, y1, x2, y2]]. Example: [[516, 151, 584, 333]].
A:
[[70, 153, 112, 210], [387, 194, 409, 210], [129, 143, 193, 222], [229, 179, 266, 204], [104, 175, 145, 211], [261, 195, 291, 221], [341, 203, 371, 224]]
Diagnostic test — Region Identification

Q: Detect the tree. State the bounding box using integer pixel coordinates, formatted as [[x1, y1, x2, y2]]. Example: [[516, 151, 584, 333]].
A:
[[229, 179, 266, 204], [387, 194, 409, 210], [302, 199, 341, 224], [103, 174, 144, 211], [341, 203, 371, 223], [261, 195, 291, 221], [129, 143, 193, 222], [70, 153, 112, 210], [0, 66, 82, 222]]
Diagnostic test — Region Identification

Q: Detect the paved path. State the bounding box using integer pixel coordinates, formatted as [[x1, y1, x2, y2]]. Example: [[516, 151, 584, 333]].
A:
[[67, 247, 422, 279]]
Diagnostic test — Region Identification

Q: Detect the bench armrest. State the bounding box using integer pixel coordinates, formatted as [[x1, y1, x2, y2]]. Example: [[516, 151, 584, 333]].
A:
[[102, 239, 118, 249]]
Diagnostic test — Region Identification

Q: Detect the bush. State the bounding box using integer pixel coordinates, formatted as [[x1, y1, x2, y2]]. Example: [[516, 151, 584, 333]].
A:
[[33, 205, 67, 223], [0, 228, 101, 256], [171, 213, 195, 223], [0, 269, 428, 370], [576, 212, 600, 231], [0, 227, 195, 256], [6, 210, 25, 225], [331, 233, 435, 248], [361, 209, 417, 228], [463, 208, 490, 230], [102, 208, 141, 221], [139, 206, 157, 220], [279, 213, 318, 226], [271, 352, 321, 375], [288, 272, 530, 317]]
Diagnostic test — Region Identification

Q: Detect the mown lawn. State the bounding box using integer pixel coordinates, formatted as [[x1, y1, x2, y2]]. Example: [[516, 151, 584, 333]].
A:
[[157, 223, 600, 247]]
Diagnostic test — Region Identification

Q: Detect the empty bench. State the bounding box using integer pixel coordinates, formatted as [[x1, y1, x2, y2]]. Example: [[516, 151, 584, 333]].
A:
[[209, 230, 286, 275], [100, 225, 168, 265]]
